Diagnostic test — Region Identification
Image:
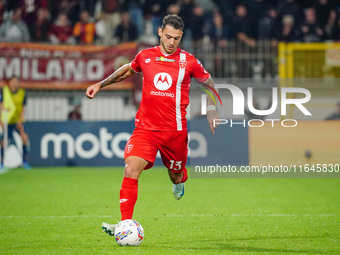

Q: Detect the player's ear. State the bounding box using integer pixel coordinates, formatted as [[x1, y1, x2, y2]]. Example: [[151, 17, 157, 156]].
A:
[[158, 27, 162, 37]]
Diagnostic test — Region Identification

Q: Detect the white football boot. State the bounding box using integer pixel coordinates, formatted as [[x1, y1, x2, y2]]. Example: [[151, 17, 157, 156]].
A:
[[102, 222, 117, 236], [172, 183, 185, 200]]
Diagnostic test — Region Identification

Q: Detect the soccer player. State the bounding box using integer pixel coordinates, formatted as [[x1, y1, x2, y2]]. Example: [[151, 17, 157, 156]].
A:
[[86, 14, 219, 235], [0, 76, 30, 170]]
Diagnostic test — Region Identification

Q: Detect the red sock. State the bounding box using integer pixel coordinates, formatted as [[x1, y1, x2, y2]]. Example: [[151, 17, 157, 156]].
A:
[[180, 168, 188, 183], [120, 177, 138, 221]]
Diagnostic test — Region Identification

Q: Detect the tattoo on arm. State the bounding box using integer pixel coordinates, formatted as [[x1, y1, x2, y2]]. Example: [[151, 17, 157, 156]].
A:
[[205, 76, 217, 106], [100, 64, 135, 88]]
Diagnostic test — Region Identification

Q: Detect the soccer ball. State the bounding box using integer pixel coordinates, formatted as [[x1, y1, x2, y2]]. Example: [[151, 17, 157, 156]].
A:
[[114, 219, 144, 246]]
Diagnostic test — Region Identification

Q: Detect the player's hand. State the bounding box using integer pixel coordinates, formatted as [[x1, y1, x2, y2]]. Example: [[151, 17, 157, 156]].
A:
[[86, 83, 101, 99], [207, 110, 220, 135]]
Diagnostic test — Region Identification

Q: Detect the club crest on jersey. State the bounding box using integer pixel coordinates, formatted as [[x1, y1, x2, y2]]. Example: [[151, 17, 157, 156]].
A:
[[153, 72, 172, 91], [179, 60, 187, 69], [126, 145, 133, 153]]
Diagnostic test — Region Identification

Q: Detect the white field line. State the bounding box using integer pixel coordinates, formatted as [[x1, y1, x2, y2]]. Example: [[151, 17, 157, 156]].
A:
[[0, 214, 338, 219]]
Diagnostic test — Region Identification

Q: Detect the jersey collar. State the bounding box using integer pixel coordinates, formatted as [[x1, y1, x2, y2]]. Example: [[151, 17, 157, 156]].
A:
[[157, 46, 180, 57]]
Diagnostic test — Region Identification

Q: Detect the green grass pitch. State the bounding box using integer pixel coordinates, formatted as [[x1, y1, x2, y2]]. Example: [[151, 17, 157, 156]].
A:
[[0, 167, 339, 254]]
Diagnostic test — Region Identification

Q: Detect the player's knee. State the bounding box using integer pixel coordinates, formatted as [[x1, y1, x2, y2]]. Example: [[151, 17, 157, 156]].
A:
[[124, 164, 134, 175], [124, 163, 142, 179]]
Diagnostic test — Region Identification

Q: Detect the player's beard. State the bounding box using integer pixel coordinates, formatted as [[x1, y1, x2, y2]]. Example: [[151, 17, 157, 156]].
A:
[[160, 39, 176, 54]]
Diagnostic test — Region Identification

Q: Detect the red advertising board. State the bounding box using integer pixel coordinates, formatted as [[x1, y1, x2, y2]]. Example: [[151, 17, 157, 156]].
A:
[[0, 42, 138, 90]]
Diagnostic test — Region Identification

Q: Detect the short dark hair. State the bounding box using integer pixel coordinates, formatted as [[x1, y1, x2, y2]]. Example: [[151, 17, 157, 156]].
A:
[[161, 14, 184, 31]]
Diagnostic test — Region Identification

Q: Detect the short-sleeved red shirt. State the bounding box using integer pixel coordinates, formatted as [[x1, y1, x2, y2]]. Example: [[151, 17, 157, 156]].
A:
[[130, 46, 210, 131]]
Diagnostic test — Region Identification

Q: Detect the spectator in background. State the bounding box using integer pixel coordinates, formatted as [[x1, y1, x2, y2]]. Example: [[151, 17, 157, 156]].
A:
[[73, 10, 96, 44], [139, 2, 166, 45], [17, 0, 43, 39], [325, 102, 340, 120], [82, 0, 97, 17], [166, 3, 180, 15], [315, 0, 336, 29], [231, 4, 256, 47], [32, 7, 51, 42], [247, 0, 272, 24], [95, 0, 121, 45], [272, 14, 300, 44], [144, 0, 175, 36], [276, 0, 303, 25], [179, 0, 195, 27], [191, 5, 206, 44], [210, 11, 229, 77], [49, 12, 75, 44], [333, 17, 340, 41], [68, 104, 82, 121], [0, 0, 5, 25], [0, 8, 30, 42], [95, 12, 108, 44], [179, 0, 195, 39], [212, 0, 235, 25], [257, 8, 278, 40], [231, 4, 258, 77], [210, 12, 229, 47], [50, 0, 80, 24], [315, 0, 338, 40], [300, 7, 324, 42], [138, 17, 158, 45], [115, 11, 138, 43], [5, 0, 19, 12], [323, 9, 338, 40], [195, 0, 217, 14], [139, 2, 174, 45], [122, 0, 144, 38]]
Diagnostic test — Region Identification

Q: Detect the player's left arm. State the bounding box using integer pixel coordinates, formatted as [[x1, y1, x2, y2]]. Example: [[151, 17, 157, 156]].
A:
[[204, 76, 221, 135], [86, 64, 136, 99]]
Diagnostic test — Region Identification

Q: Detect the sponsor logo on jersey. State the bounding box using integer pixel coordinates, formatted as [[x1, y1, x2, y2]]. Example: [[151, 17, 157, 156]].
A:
[[145, 58, 151, 63], [150, 91, 175, 97], [156, 56, 175, 62], [153, 72, 172, 91], [126, 144, 133, 153], [179, 60, 187, 69]]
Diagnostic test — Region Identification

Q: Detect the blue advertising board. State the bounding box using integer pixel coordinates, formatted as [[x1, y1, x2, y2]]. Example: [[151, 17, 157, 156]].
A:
[[23, 121, 248, 167], [189, 118, 249, 166]]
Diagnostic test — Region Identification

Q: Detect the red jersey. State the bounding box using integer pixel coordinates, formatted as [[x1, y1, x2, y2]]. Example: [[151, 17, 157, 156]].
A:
[[130, 46, 210, 131]]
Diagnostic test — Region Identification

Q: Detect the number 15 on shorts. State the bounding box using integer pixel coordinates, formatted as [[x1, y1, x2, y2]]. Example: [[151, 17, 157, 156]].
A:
[[169, 160, 182, 171]]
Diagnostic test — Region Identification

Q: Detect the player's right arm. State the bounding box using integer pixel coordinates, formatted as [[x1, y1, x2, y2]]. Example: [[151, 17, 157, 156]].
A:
[[86, 63, 135, 99], [204, 76, 221, 135]]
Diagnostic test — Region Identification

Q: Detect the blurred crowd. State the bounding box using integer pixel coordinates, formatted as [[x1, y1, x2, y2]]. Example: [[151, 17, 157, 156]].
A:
[[0, 0, 339, 46]]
